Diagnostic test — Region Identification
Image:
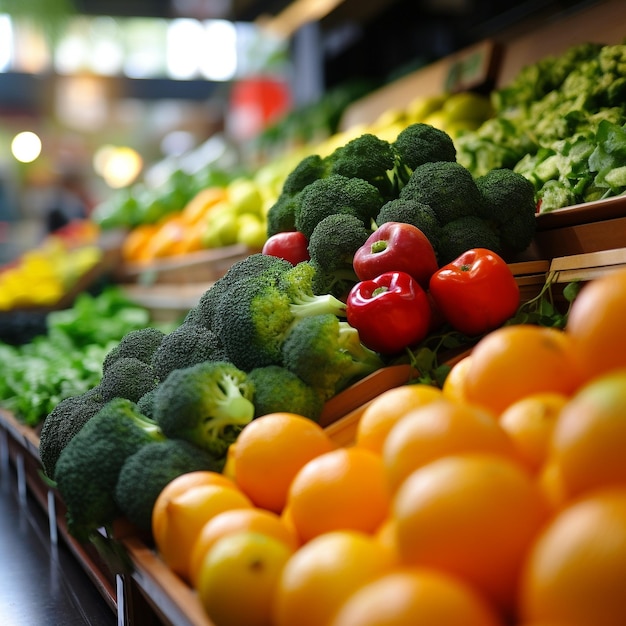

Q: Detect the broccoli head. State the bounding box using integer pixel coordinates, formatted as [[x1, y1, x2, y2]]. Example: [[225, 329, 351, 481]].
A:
[[327, 133, 402, 200], [38, 386, 105, 480], [475, 167, 538, 255], [400, 160, 483, 225], [307, 213, 371, 299], [393, 123, 457, 170], [115, 438, 224, 533], [193, 254, 292, 331], [308, 213, 372, 272], [214, 261, 347, 371], [152, 360, 255, 459], [375, 198, 442, 251], [281, 153, 330, 196], [437, 215, 503, 265], [53, 397, 165, 540], [151, 322, 227, 381], [281, 313, 384, 401], [102, 327, 166, 373], [266, 191, 302, 237], [99, 356, 159, 403], [295, 174, 384, 239], [248, 365, 325, 422]]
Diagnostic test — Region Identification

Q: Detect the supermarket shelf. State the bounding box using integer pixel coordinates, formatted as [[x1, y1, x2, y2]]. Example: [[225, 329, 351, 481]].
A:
[[0, 439, 115, 626]]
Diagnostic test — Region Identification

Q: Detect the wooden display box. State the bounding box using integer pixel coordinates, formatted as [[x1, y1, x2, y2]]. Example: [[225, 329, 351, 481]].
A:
[[117, 244, 256, 286], [533, 197, 626, 260]]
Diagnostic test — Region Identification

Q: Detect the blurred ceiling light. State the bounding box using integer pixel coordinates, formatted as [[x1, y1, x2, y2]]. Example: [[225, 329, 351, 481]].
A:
[[167, 18, 204, 79], [95, 146, 143, 189], [200, 19, 237, 81], [11, 131, 42, 163], [259, 0, 346, 39], [0, 15, 13, 71]]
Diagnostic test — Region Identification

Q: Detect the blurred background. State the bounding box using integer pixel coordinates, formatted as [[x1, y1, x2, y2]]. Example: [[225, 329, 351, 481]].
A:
[[0, 0, 600, 260]]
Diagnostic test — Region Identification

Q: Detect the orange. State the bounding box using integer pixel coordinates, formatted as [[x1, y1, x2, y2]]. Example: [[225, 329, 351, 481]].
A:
[[392, 453, 548, 615], [463, 324, 584, 416], [549, 369, 626, 499], [355, 384, 443, 455], [151, 470, 238, 540], [565, 267, 626, 383], [121, 223, 158, 263], [188, 507, 300, 588], [152, 483, 252, 582], [536, 460, 569, 514], [329, 567, 504, 626], [181, 187, 227, 225], [232, 412, 336, 513], [197, 530, 294, 626], [382, 398, 519, 492], [286, 447, 391, 543], [442, 354, 473, 403], [519, 488, 626, 626], [499, 392, 568, 473], [273, 530, 397, 626]]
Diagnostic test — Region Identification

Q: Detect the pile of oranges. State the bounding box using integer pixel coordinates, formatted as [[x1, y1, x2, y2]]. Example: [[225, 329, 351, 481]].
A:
[[150, 267, 626, 626]]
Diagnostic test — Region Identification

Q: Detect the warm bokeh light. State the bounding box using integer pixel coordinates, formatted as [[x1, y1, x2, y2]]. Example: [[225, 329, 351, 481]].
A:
[[11, 131, 42, 163], [93, 145, 143, 188]]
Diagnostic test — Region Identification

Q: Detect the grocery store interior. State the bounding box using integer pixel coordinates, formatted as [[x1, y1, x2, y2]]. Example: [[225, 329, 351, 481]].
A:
[[1, 0, 625, 624]]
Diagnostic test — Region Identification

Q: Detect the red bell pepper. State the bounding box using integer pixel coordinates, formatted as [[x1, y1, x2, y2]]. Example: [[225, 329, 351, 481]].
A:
[[346, 271, 432, 354], [428, 248, 520, 336], [352, 221, 438, 289], [261, 231, 310, 265]]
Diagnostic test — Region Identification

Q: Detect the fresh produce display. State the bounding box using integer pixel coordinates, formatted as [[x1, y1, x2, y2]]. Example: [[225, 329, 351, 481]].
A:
[[456, 42, 626, 211], [143, 266, 626, 626], [266, 122, 537, 304], [0, 230, 103, 311], [0, 287, 162, 427]]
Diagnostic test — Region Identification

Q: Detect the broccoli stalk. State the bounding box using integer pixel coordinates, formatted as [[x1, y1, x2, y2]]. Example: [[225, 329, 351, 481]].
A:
[[152, 360, 255, 459]]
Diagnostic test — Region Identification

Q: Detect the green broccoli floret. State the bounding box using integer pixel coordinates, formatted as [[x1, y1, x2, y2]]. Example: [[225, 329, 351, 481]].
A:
[[99, 356, 159, 403], [307, 213, 371, 299], [152, 360, 254, 459], [266, 154, 332, 236], [437, 215, 503, 265], [248, 365, 325, 421], [193, 254, 292, 331], [136, 386, 159, 420], [102, 327, 166, 373], [475, 168, 538, 254], [151, 322, 227, 381], [281, 314, 384, 401], [38, 386, 105, 480], [375, 198, 442, 250], [214, 261, 347, 371], [326, 133, 403, 200], [53, 397, 165, 540], [266, 192, 302, 237], [400, 161, 483, 225], [295, 174, 384, 239], [393, 123, 457, 170], [115, 438, 224, 533], [281, 153, 330, 196]]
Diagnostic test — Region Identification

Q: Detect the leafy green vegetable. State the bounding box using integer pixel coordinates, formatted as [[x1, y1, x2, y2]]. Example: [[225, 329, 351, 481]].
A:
[[0, 287, 168, 427]]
